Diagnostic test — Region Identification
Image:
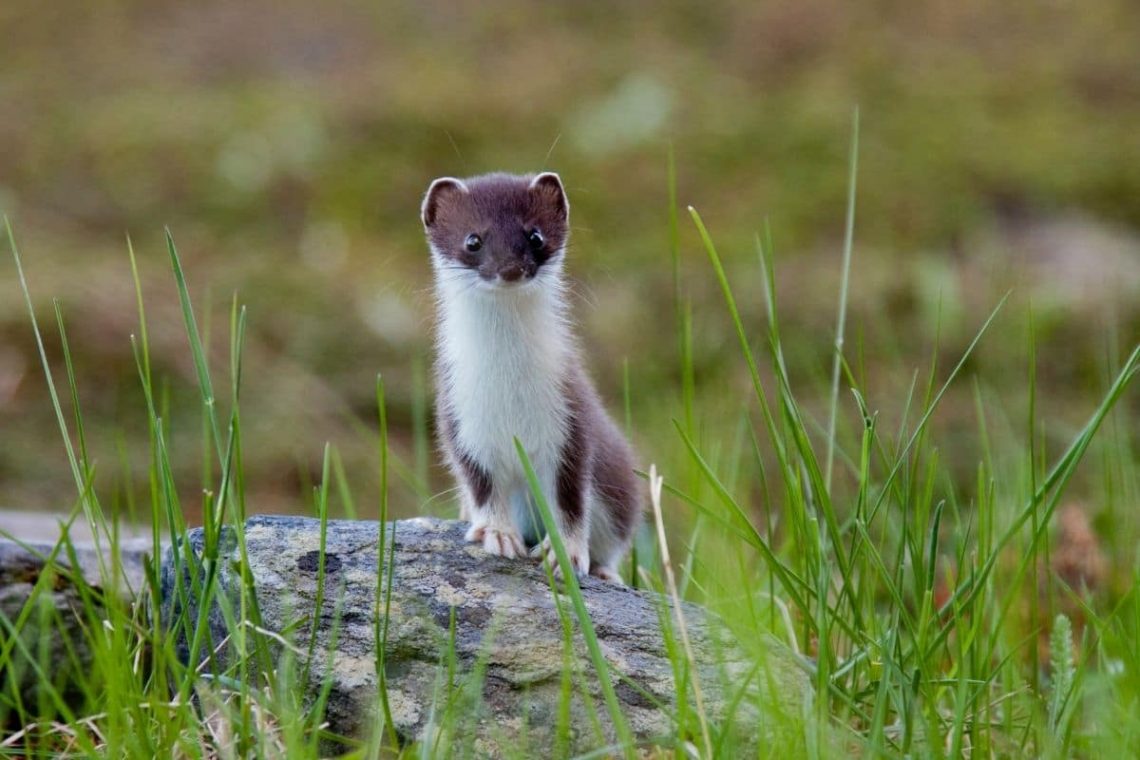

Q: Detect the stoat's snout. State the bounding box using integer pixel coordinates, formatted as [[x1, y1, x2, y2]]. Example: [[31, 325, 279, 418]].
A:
[[499, 263, 525, 282], [496, 257, 540, 283]]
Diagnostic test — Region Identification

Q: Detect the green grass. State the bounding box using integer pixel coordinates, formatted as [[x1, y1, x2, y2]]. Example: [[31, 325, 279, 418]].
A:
[[3, 140, 1140, 759]]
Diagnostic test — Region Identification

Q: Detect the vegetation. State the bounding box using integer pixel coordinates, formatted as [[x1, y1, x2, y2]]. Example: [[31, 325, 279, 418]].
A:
[[2, 133, 1138, 752], [2, 1, 1139, 755], [2, 0, 1139, 520]]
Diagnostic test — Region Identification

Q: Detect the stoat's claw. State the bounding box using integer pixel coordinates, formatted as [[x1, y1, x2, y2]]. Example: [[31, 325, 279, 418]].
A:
[[536, 534, 590, 580], [529, 535, 551, 559], [590, 565, 625, 585], [464, 522, 487, 543], [482, 526, 526, 559]]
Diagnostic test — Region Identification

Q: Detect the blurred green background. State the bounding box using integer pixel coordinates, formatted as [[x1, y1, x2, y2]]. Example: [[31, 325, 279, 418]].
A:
[[1, 0, 1138, 524]]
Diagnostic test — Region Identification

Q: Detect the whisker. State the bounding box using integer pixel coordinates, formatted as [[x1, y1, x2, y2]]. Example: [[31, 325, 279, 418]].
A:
[[541, 133, 562, 169], [444, 131, 468, 172], [423, 485, 462, 507]]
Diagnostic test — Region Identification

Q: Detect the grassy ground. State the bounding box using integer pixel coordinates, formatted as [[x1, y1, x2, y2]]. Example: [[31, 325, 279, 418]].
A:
[[3, 138, 1139, 754]]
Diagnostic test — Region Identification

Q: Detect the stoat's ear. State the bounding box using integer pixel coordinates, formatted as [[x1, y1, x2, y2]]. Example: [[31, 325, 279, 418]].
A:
[[529, 172, 569, 224], [422, 177, 469, 228]]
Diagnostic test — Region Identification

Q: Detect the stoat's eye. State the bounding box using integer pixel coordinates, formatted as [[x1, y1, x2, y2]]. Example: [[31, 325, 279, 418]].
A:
[[464, 234, 483, 253], [527, 228, 544, 251]]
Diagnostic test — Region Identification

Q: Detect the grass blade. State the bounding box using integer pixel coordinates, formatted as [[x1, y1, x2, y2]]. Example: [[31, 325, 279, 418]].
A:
[[515, 438, 636, 759]]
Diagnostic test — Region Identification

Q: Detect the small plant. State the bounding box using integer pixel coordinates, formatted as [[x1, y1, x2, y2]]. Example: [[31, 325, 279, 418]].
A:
[[1048, 614, 1075, 737]]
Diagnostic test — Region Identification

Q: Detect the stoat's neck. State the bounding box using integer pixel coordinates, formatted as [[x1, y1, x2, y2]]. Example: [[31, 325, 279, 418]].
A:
[[436, 276, 574, 374], [435, 274, 577, 470]]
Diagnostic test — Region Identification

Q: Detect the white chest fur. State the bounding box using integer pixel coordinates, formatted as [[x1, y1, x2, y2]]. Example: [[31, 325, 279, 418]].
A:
[[436, 280, 572, 483]]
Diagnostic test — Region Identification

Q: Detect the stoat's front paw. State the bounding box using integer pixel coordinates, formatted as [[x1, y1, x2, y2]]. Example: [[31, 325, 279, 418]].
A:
[[532, 534, 590, 580], [476, 524, 526, 560]]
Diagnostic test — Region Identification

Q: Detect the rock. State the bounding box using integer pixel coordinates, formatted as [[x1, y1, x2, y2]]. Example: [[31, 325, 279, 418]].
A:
[[996, 211, 1140, 310], [159, 515, 811, 755], [0, 509, 149, 545], [0, 526, 151, 712]]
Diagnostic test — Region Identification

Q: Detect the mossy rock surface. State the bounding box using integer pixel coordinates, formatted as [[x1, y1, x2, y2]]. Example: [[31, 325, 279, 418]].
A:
[[159, 515, 811, 754]]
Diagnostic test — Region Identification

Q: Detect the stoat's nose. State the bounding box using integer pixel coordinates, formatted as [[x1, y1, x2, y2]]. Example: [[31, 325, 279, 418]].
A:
[[498, 264, 524, 282]]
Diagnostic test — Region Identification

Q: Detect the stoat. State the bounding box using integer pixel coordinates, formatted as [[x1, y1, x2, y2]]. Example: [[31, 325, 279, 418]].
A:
[[421, 171, 642, 583]]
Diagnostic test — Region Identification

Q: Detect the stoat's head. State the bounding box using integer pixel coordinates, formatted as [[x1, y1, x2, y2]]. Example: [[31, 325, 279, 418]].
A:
[[421, 172, 569, 290]]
